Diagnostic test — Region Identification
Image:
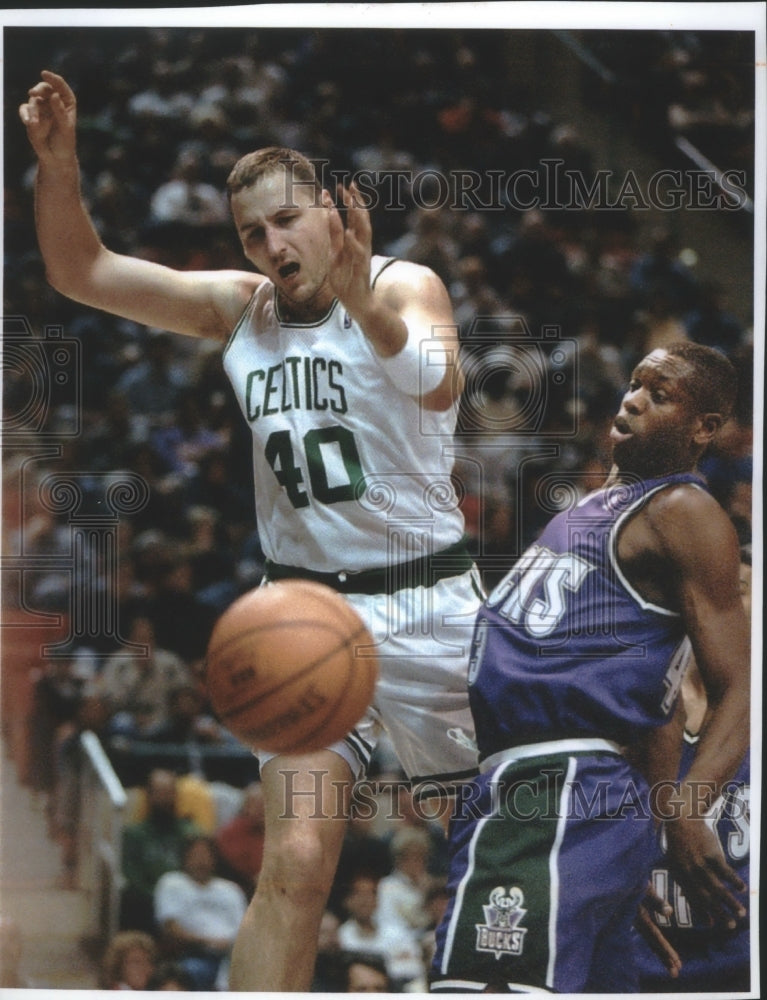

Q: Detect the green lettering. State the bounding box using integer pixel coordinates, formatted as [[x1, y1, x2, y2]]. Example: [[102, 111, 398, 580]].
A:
[[245, 369, 265, 420], [328, 360, 347, 414], [312, 357, 328, 411], [263, 363, 282, 415]]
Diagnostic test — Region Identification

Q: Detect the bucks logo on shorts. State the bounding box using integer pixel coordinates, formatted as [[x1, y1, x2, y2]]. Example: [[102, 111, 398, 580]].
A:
[[475, 886, 528, 958]]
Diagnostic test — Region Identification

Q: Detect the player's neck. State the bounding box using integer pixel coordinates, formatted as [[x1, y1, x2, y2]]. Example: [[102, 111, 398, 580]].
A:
[[276, 286, 335, 325]]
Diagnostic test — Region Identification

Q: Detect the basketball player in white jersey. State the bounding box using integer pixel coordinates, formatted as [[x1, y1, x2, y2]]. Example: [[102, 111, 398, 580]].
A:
[[21, 71, 483, 991]]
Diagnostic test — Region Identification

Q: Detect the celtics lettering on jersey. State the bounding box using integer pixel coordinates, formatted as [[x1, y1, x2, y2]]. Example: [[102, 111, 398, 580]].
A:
[[244, 355, 347, 420]]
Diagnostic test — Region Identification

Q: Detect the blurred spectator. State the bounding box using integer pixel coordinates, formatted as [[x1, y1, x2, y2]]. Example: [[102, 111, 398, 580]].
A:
[[450, 255, 509, 335], [94, 614, 192, 740], [629, 225, 700, 315], [120, 768, 204, 933], [384, 207, 460, 287], [151, 388, 228, 480], [667, 67, 754, 147], [214, 781, 266, 896], [184, 447, 254, 532], [342, 951, 394, 993], [376, 828, 432, 937], [153, 834, 247, 991], [100, 930, 158, 990], [337, 872, 424, 990], [149, 147, 230, 228], [384, 786, 449, 877], [329, 790, 392, 916], [142, 682, 227, 749], [114, 331, 187, 422]]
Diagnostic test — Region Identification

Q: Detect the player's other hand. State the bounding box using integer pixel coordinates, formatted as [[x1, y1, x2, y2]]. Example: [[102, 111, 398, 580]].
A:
[[19, 70, 77, 164], [635, 882, 682, 979], [327, 182, 373, 321], [665, 814, 747, 928]]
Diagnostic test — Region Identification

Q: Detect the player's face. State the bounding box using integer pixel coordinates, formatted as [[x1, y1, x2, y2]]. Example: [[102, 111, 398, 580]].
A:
[[610, 350, 708, 476], [231, 167, 336, 318]]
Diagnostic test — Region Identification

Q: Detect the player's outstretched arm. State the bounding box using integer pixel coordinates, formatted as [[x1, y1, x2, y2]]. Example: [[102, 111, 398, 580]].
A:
[[328, 183, 462, 410], [19, 71, 259, 341], [650, 487, 750, 925]]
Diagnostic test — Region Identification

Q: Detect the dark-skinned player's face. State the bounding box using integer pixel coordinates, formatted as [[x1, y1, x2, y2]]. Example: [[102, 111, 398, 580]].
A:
[[610, 349, 712, 476]]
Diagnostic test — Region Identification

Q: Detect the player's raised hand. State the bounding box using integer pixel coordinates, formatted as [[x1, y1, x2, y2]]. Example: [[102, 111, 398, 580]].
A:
[[327, 182, 373, 321], [19, 70, 77, 164]]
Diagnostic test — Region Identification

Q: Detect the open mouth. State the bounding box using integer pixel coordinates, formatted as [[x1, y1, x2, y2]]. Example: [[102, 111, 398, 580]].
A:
[[278, 262, 300, 280], [611, 416, 633, 440]]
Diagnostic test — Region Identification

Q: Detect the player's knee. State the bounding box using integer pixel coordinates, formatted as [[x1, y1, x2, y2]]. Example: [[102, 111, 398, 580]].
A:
[[259, 824, 340, 903]]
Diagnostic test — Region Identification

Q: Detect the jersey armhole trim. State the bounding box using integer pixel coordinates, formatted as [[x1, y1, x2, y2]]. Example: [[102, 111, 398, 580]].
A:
[[608, 482, 708, 617]]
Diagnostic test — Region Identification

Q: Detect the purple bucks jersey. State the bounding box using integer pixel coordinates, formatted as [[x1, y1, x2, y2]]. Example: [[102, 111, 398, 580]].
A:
[[468, 473, 705, 760]]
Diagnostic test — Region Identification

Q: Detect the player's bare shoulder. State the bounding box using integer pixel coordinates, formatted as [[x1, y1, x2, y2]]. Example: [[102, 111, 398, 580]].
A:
[[615, 480, 730, 608], [196, 269, 267, 340], [643, 481, 724, 544], [373, 258, 450, 311]]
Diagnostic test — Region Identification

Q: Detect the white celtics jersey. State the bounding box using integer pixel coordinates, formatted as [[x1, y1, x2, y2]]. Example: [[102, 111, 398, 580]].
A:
[[222, 256, 466, 574]]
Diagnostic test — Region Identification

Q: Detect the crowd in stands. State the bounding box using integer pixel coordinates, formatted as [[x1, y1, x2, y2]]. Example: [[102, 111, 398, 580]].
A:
[[2, 25, 754, 990], [100, 768, 449, 990]]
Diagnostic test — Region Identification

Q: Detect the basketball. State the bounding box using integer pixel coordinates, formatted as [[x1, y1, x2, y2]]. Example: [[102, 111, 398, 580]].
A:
[[205, 580, 378, 755]]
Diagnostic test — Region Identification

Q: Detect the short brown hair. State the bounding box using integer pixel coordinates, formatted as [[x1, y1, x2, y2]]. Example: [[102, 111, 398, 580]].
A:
[[226, 147, 322, 200]]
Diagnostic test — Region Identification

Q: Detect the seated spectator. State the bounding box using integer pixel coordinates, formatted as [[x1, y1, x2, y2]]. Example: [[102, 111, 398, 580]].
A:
[[214, 781, 266, 896], [128, 771, 218, 834], [376, 828, 432, 937], [100, 930, 158, 990], [143, 683, 227, 749], [154, 835, 247, 991], [149, 147, 230, 228], [386, 785, 449, 877], [342, 951, 394, 993], [337, 872, 424, 990], [120, 769, 204, 934], [94, 614, 192, 740], [114, 330, 187, 425], [151, 388, 227, 481]]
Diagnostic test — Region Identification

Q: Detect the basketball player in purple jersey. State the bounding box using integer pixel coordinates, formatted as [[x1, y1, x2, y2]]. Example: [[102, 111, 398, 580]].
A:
[[430, 343, 751, 993]]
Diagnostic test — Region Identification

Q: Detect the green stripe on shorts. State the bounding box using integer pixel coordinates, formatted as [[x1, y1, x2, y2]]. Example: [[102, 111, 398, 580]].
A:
[[441, 756, 572, 989]]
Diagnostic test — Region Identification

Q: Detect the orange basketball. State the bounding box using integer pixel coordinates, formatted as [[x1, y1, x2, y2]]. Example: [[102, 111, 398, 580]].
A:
[[205, 579, 378, 755]]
